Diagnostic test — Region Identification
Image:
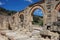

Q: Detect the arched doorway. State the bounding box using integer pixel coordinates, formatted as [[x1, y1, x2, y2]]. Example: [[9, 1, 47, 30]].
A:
[[55, 2, 60, 12], [55, 2, 60, 26], [20, 14, 24, 22], [19, 14, 24, 27], [29, 5, 45, 26], [32, 9, 43, 26]]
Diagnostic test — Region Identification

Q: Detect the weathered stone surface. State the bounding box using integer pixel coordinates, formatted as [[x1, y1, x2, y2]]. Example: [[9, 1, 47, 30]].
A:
[[0, 0, 60, 40], [0, 34, 8, 40]]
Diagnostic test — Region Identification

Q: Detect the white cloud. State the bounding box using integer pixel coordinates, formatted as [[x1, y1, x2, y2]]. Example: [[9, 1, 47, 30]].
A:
[[0, 2, 5, 5], [25, 0, 33, 3]]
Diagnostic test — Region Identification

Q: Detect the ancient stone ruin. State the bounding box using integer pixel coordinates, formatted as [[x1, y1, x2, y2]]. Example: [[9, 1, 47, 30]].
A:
[[0, 0, 60, 40]]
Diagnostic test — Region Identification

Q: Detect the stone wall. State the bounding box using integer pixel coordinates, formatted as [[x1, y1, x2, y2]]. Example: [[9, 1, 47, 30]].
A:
[[0, 0, 60, 40]]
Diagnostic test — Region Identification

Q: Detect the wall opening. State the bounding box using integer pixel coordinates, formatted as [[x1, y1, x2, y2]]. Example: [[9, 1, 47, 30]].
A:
[[55, 2, 60, 26], [19, 14, 24, 27], [8, 24, 12, 30], [19, 14, 24, 22], [32, 9, 43, 26], [55, 2, 60, 12], [47, 26, 51, 30], [41, 34, 51, 39]]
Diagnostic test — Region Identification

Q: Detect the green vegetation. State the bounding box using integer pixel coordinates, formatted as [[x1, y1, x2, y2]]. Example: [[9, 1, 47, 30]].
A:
[[0, 7, 17, 15], [32, 15, 43, 26]]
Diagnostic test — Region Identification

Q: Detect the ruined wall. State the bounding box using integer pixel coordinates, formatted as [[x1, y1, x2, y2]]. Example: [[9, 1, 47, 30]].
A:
[[0, 0, 60, 33], [0, 0, 60, 40]]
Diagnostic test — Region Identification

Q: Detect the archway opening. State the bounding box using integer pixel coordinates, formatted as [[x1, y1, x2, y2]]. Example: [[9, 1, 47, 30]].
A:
[[55, 2, 60, 26], [19, 14, 24, 22], [19, 14, 24, 27], [55, 2, 60, 13], [32, 9, 43, 26]]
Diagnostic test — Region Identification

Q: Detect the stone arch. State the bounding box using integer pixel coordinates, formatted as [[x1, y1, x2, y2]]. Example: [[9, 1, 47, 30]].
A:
[[29, 5, 45, 15], [29, 5, 45, 26], [55, 2, 60, 12], [19, 14, 24, 27], [19, 14, 24, 22], [55, 2, 60, 26], [55, 2, 60, 18]]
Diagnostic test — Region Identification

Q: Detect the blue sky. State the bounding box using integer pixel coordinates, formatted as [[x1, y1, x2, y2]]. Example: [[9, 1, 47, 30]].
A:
[[33, 9, 43, 16], [0, 0, 43, 16]]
